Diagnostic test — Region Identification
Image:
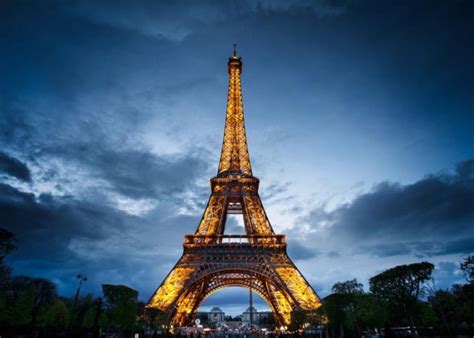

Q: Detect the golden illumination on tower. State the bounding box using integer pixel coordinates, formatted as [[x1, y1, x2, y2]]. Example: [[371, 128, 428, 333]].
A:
[[147, 46, 321, 327], [148, 267, 194, 310], [218, 46, 252, 176]]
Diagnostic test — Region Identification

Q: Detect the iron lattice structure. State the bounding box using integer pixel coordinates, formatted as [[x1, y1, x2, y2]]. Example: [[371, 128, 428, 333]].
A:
[[147, 48, 321, 326]]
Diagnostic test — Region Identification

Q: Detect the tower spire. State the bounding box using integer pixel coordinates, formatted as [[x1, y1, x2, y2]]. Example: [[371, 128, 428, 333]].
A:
[[217, 46, 252, 176]]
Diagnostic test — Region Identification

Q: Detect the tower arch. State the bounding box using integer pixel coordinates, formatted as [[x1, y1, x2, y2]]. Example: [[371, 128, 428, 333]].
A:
[[168, 268, 295, 326]]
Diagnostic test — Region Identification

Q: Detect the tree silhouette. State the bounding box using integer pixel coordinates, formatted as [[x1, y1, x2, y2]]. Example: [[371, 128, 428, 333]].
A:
[[101, 284, 138, 337], [370, 262, 434, 338], [460, 255, 473, 284]]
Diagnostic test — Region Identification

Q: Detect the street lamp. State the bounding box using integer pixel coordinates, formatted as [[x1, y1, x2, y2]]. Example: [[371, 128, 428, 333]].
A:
[[69, 273, 87, 330]]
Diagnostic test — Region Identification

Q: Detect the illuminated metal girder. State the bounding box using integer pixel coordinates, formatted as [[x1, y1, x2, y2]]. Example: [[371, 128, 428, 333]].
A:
[[147, 47, 321, 327]]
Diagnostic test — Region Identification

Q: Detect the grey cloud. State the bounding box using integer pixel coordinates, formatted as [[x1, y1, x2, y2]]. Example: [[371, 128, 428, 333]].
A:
[[0, 152, 31, 181], [301, 159, 474, 258], [456, 158, 474, 179], [287, 240, 320, 261], [260, 182, 290, 201], [429, 238, 474, 257], [364, 238, 474, 258], [43, 143, 211, 200], [0, 182, 126, 262], [67, 0, 349, 41], [0, 101, 34, 153], [364, 243, 411, 258], [66, 0, 243, 41], [1, 181, 199, 298]]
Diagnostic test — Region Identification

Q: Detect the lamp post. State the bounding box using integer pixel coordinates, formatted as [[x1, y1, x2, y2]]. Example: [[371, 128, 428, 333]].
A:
[[69, 273, 87, 330], [249, 287, 253, 327]]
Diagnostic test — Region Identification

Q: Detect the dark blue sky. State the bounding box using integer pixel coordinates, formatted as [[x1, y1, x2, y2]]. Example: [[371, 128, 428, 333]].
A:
[[1, 0, 473, 315]]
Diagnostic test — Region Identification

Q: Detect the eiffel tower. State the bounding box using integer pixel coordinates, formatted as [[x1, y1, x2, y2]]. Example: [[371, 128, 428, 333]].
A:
[[147, 46, 321, 327]]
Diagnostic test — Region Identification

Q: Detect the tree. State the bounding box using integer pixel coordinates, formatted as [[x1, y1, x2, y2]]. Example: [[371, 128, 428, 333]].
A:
[[321, 293, 348, 338], [29, 277, 58, 328], [81, 297, 103, 333], [101, 284, 139, 337], [0, 228, 16, 288], [355, 293, 387, 330], [6, 276, 58, 329], [370, 262, 434, 338], [40, 299, 69, 330], [332, 279, 363, 295], [0, 228, 16, 259], [330, 279, 365, 337], [428, 290, 457, 336], [451, 283, 474, 331], [290, 310, 307, 331], [0, 229, 15, 325], [260, 313, 276, 329], [460, 255, 474, 284], [144, 307, 167, 331]]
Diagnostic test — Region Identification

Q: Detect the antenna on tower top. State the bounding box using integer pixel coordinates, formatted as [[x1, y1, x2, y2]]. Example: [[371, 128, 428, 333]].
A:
[[233, 43, 237, 57]]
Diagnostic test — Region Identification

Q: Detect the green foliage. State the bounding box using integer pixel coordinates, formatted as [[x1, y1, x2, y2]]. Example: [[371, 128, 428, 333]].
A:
[[322, 293, 348, 329], [145, 307, 168, 330], [101, 284, 139, 332], [259, 313, 276, 329], [355, 293, 387, 328], [332, 278, 364, 295], [40, 299, 69, 330], [426, 284, 474, 335], [82, 305, 97, 329], [452, 284, 474, 325], [289, 310, 307, 331], [322, 279, 384, 335], [289, 309, 322, 331], [73, 294, 101, 329], [460, 255, 474, 284], [369, 262, 434, 305], [0, 228, 16, 260], [7, 283, 35, 326], [370, 262, 434, 338], [416, 301, 436, 327], [5, 276, 58, 327], [428, 289, 458, 333], [0, 228, 16, 290], [98, 311, 109, 328], [321, 279, 396, 337]]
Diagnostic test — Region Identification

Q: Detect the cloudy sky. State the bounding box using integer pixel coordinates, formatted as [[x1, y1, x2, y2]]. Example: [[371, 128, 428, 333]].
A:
[[1, 0, 473, 315]]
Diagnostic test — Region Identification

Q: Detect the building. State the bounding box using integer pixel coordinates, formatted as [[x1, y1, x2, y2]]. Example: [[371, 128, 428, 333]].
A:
[[241, 307, 273, 325], [196, 307, 225, 324]]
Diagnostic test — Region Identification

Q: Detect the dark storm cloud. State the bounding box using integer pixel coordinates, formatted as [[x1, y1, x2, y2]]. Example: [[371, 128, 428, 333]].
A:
[[456, 159, 474, 179], [43, 143, 210, 200], [365, 238, 474, 258], [0, 152, 31, 181], [1, 180, 200, 297], [302, 159, 474, 258], [67, 0, 350, 41], [287, 240, 320, 261], [0, 182, 120, 262]]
